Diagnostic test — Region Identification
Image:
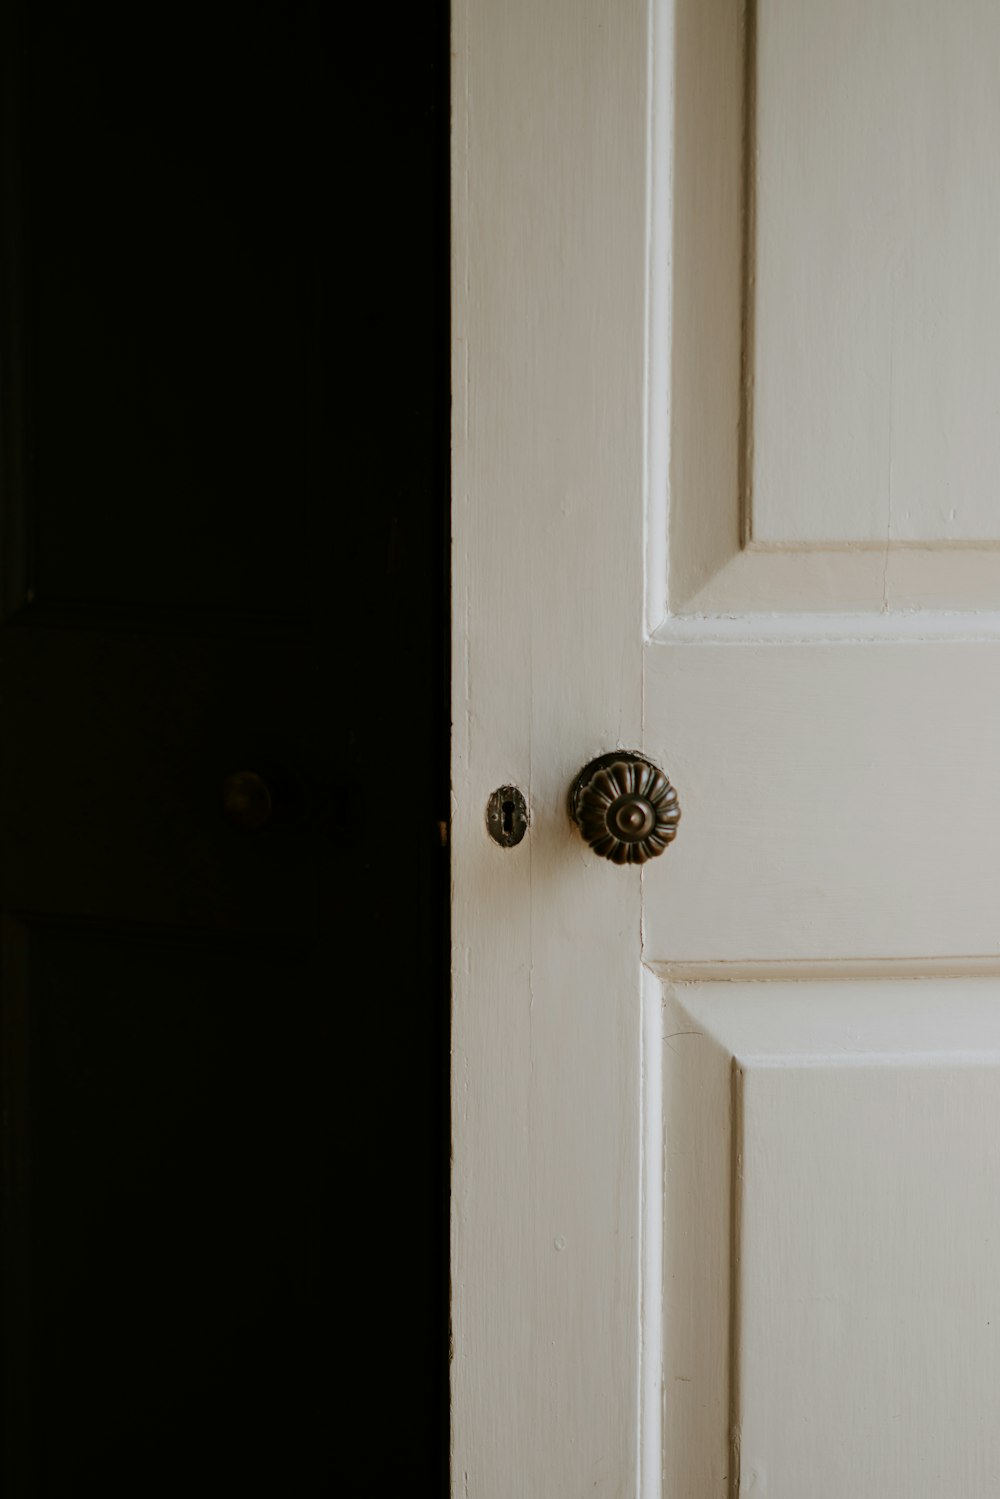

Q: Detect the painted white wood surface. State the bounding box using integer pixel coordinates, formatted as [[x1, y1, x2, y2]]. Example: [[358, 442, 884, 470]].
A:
[[643, 638, 1000, 963], [454, 1, 1000, 1495], [664, 0, 1000, 614], [753, 0, 1000, 546], [451, 3, 648, 1495], [661, 981, 1000, 1495]]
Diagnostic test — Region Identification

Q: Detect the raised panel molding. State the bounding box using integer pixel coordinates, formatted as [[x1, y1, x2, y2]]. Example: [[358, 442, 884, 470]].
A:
[[662, 0, 1000, 618], [656, 977, 1000, 1497]]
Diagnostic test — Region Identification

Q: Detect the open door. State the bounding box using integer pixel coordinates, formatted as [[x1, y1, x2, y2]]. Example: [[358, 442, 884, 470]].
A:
[[453, 2, 1000, 1493], [0, 2, 449, 1491]]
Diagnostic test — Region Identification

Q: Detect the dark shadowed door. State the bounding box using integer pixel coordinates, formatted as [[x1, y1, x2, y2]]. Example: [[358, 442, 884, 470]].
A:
[[0, 3, 448, 1492]]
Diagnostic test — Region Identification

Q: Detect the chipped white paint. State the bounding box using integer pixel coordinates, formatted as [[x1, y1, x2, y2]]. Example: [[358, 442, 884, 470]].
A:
[[454, 1, 1000, 1494]]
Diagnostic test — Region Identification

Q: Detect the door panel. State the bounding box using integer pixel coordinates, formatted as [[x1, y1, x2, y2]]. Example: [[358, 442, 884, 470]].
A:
[[661, 980, 1000, 1495], [17, 0, 310, 620], [1, 0, 449, 1491], [753, 0, 1000, 547], [5, 917, 331, 1494], [455, 1, 1000, 1495], [0, 6, 338, 1485], [667, 0, 1000, 613], [652, 2, 1000, 1492]]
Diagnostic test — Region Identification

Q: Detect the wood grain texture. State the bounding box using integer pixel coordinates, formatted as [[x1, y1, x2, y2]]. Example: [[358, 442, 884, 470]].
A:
[[452, 2, 649, 1493]]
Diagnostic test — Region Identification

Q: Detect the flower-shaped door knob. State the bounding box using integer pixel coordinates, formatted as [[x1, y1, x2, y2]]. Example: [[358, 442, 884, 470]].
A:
[[570, 752, 680, 865]]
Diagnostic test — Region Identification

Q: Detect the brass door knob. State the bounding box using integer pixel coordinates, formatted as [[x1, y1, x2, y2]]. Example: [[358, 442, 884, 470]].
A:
[[570, 752, 680, 865], [222, 770, 273, 830]]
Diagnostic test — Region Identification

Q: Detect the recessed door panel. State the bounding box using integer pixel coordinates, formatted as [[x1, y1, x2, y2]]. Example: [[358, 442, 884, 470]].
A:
[[753, 0, 1000, 548], [3, 917, 335, 1494], [661, 979, 1000, 1496], [9, 1, 317, 622]]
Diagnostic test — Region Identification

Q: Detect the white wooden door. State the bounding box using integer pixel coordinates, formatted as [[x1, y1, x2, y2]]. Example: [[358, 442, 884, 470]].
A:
[[452, 3, 1000, 1494]]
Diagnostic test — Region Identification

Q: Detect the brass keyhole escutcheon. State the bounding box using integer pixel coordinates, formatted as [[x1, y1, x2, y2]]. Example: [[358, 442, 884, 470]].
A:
[[486, 785, 528, 848], [222, 770, 273, 830]]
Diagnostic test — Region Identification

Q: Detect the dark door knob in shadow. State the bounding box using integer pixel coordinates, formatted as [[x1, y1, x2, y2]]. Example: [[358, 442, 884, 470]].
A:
[[570, 751, 680, 865], [222, 770, 273, 830]]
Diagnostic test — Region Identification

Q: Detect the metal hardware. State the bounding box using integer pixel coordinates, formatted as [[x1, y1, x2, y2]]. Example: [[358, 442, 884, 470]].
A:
[[570, 751, 680, 865], [487, 785, 528, 848], [222, 770, 273, 830]]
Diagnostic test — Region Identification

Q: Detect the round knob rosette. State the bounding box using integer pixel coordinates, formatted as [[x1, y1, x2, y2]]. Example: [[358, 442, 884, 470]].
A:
[[570, 751, 681, 865]]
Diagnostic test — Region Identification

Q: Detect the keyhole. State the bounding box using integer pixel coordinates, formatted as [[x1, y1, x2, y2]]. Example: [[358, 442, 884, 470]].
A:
[[486, 785, 528, 848]]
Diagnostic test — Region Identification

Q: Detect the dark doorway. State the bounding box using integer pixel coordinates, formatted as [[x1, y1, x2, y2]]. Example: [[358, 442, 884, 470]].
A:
[[0, 3, 449, 1492]]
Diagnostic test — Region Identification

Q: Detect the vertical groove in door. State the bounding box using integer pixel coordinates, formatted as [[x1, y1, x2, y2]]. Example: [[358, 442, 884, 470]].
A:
[[639, 967, 665, 1498], [738, 0, 758, 550], [728, 1058, 746, 1499]]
